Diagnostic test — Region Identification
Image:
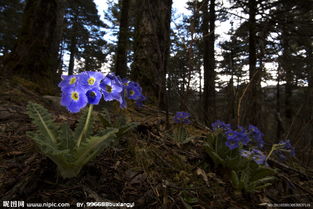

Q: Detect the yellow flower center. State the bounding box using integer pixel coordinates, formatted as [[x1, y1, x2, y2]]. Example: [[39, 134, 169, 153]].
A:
[[129, 90, 135, 96], [71, 92, 79, 101], [106, 85, 112, 93], [88, 77, 95, 85], [69, 77, 76, 85]]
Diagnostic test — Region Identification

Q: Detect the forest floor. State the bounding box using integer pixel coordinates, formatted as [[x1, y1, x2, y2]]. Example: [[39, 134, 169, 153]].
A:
[[1, 78, 313, 209]]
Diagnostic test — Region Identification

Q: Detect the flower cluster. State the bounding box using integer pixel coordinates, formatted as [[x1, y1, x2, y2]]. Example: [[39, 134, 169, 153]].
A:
[[225, 127, 250, 150], [240, 149, 266, 165], [173, 112, 191, 124], [248, 125, 265, 148], [58, 71, 145, 113], [210, 120, 298, 165], [211, 121, 265, 151], [210, 120, 269, 165], [211, 120, 231, 131]]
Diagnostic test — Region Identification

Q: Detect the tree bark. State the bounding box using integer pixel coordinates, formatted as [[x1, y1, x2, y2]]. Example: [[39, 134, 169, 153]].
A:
[[246, 0, 261, 126], [115, 0, 130, 78], [281, 18, 293, 123], [131, 0, 172, 110], [3, 0, 65, 94], [276, 65, 283, 140], [306, 47, 313, 118], [202, 0, 216, 124]]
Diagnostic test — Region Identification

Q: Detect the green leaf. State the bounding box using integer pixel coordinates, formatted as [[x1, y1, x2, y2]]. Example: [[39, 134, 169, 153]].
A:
[[250, 167, 276, 182], [253, 183, 273, 191], [240, 170, 250, 188], [27, 102, 58, 144], [215, 134, 231, 158], [75, 128, 119, 166], [27, 132, 59, 153], [250, 176, 276, 187], [231, 170, 240, 189], [57, 124, 75, 150]]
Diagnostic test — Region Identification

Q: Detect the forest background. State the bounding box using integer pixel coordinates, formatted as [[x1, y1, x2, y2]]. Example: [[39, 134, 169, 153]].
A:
[[0, 0, 312, 168]]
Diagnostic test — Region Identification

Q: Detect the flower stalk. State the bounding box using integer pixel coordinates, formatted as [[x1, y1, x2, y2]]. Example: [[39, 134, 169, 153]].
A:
[[76, 104, 93, 148]]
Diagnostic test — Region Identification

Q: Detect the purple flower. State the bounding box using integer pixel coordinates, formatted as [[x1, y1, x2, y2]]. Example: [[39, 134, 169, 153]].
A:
[[127, 81, 143, 100], [211, 120, 231, 131], [118, 77, 145, 108], [118, 91, 127, 109], [248, 125, 264, 148], [86, 88, 102, 105], [80, 71, 104, 90], [174, 112, 191, 124], [225, 136, 240, 150], [61, 86, 88, 113], [115, 78, 129, 108], [237, 126, 250, 145], [100, 73, 123, 102], [225, 127, 250, 147], [240, 148, 267, 165], [58, 74, 81, 90], [120, 78, 130, 86], [240, 149, 252, 158], [251, 149, 266, 165], [278, 140, 296, 157]]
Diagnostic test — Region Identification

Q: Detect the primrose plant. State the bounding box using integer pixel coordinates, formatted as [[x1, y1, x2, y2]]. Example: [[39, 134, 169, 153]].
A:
[[208, 120, 296, 193], [205, 121, 290, 193], [27, 71, 145, 178], [172, 112, 191, 142]]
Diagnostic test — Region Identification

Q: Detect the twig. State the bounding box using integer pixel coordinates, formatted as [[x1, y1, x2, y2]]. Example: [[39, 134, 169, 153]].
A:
[[236, 69, 259, 126]]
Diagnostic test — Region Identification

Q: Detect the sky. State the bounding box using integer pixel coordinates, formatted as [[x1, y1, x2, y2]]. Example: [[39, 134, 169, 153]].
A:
[[94, 0, 190, 18]]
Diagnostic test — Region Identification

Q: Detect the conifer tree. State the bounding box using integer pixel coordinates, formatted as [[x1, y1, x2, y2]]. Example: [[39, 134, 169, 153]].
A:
[[3, 0, 65, 94], [0, 0, 25, 55], [63, 0, 106, 75]]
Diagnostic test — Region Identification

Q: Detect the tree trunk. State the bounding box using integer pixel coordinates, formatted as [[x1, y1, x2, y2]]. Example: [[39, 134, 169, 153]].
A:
[[68, 12, 79, 76], [68, 35, 77, 75], [246, 0, 261, 126], [202, 0, 216, 125], [281, 21, 293, 123], [131, 0, 172, 111], [306, 47, 313, 119], [115, 0, 130, 78], [227, 51, 236, 122], [276, 65, 283, 140], [3, 0, 65, 94]]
